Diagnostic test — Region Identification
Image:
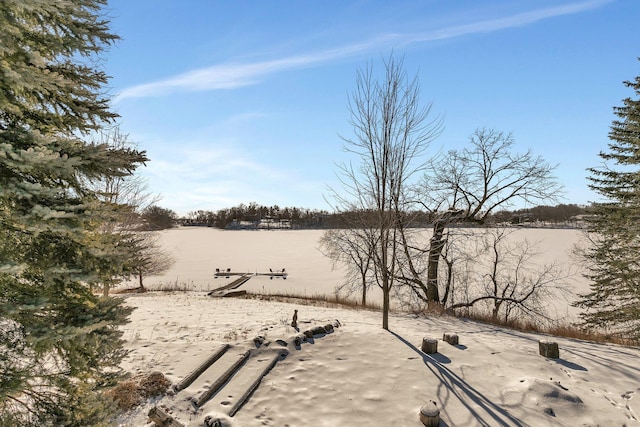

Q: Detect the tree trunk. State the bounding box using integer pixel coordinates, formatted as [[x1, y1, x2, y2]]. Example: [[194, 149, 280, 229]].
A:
[[426, 210, 464, 304], [361, 275, 367, 306], [382, 226, 390, 330], [426, 220, 446, 303], [440, 257, 454, 306], [492, 302, 501, 321]]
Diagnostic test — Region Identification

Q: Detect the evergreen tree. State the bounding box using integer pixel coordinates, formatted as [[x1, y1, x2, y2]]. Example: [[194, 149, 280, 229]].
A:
[[0, 1, 147, 424], [575, 63, 640, 341]]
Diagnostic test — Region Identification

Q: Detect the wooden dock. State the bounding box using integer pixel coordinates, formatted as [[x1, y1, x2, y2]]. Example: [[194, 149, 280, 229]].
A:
[[208, 274, 252, 297], [213, 268, 287, 279]]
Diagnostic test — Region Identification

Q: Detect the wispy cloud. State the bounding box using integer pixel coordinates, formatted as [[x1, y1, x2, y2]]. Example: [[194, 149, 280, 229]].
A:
[[115, 0, 610, 102], [114, 34, 398, 102], [403, 0, 611, 43]]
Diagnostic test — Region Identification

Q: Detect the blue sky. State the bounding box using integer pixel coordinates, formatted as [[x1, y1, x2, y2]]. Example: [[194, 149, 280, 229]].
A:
[[105, 0, 639, 216]]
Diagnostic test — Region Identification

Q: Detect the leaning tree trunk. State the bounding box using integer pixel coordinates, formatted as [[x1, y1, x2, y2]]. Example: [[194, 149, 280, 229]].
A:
[[426, 219, 447, 303], [426, 210, 465, 304]]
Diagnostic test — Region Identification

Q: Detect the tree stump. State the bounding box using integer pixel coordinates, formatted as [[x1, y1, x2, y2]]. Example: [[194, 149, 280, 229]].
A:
[[291, 309, 298, 328], [443, 333, 459, 345], [539, 340, 560, 359], [421, 338, 438, 354], [419, 400, 440, 427]]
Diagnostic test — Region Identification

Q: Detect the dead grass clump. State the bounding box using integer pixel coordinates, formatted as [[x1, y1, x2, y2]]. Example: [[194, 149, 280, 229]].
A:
[[410, 302, 448, 317], [111, 286, 147, 295], [139, 371, 172, 396], [107, 371, 171, 411], [246, 291, 381, 311], [546, 324, 635, 346], [453, 309, 638, 346], [153, 281, 196, 292], [106, 380, 142, 411], [459, 310, 545, 334]]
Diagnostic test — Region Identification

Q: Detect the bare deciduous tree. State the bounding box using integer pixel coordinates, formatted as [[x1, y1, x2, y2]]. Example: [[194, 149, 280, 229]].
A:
[[90, 126, 173, 295], [319, 224, 376, 305], [416, 128, 561, 303], [327, 54, 442, 329], [127, 231, 175, 290], [449, 227, 573, 324]]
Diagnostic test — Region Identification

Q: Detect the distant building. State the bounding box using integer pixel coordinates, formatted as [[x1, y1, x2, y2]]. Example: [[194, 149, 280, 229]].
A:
[[226, 217, 291, 230], [257, 217, 291, 229]]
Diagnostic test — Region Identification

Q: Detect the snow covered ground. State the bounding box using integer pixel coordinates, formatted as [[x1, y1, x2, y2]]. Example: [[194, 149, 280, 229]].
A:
[[115, 227, 640, 426], [118, 293, 639, 426]]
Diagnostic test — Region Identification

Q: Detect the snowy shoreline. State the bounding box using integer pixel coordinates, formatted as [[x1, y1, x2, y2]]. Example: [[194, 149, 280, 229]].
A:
[[117, 292, 640, 426]]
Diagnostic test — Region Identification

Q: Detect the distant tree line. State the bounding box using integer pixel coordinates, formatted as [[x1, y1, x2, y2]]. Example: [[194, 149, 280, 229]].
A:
[[177, 202, 588, 230], [181, 203, 331, 229], [490, 204, 588, 225]]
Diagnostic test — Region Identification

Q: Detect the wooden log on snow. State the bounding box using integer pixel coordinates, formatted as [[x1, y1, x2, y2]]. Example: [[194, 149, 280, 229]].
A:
[[148, 406, 185, 427], [293, 333, 306, 347], [421, 338, 438, 354], [303, 325, 327, 338], [227, 350, 285, 417], [253, 335, 265, 348], [311, 325, 327, 335], [203, 415, 222, 427], [419, 400, 440, 427], [443, 333, 459, 346], [194, 350, 251, 407], [173, 344, 230, 392], [539, 340, 560, 359]]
